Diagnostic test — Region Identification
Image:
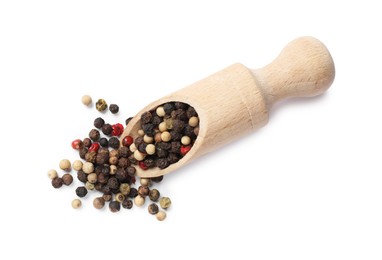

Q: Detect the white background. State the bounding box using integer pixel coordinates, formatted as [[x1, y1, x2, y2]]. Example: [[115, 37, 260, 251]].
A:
[[0, 1, 381, 259]]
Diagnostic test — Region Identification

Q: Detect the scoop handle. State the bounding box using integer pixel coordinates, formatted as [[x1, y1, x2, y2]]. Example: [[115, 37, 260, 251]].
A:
[[252, 36, 335, 107]]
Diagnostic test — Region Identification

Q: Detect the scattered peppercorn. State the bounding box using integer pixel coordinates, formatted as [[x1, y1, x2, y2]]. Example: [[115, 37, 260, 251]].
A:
[[138, 185, 150, 197], [89, 129, 100, 141], [148, 203, 159, 215], [81, 95, 92, 106], [72, 199, 82, 209], [59, 159, 71, 171], [134, 195, 145, 207], [125, 117, 133, 125], [115, 193, 125, 203], [109, 104, 119, 114], [159, 197, 171, 209], [122, 199, 133, 209], [96, 99, 107, 112], [76, 186, 88, 198], [109, 201, 121, 213], [83, 138, 92, 148], [122, 135, 133, 147], [156, 211, 167, 221], [47, 169, 58, 180], [52, 177, 63, 189], [71, 139, 83, 150], [149, 189, 160, 201], [62, 173, 73, 186], [93, 197, 105, 209]]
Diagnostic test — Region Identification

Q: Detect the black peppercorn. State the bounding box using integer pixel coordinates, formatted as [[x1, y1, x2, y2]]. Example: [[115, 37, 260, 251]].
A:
[[151, 175, 164, 183], [172, 119, 185, 132], [109, 201, 121, 213], [118, 158, 130, 169], [83, 138, 92, 148], [101, 124, 113, 136], [138, 185, 150, 197], [103, 192, 112, 202], [79, 147, 88, 159], [94, 117, 105, 129], [141, 111, 153, 124], [99, 137, 109, 147], [174, 101, 188, 109], [128, 155, 138, 165], [157, 158, 170, 169], [156, 147, 168, 158], [116, 169, 129, 182], [170, 131, 182, 141], [96, 153, 109, 165], [158, 142, 171, 150], [109, 104, 119, 114], [89, 129, 100, 141], [107, 177, 119, 190], [97, 173, 109, 184], [52, 177, 63, 189], [62, 173, 73, 186], [122, 199, 133, 209], [128, 187, 138, 198], [142, 123, 155, 136], [152, 115, 161, 126], [167, 153, 180, 164], [143, 158, 155, 168], [126, 166, 136, 176], [118, 147, 130, 158], [125, 117, 133, 126], [75, 186, 88, 198], [186, 106, 197, 118], [108, 137, 120, 149], [95, 183, 104, 192], [77, 170, 88, 183], [148, 203, 159, 215], [134, 136, 144, 147], [170, 142, 181, 154], [163, 103, 175, 115], [138, 143, 147, 153], [149, 189, 160, 201], [85, 151, 97, 163]]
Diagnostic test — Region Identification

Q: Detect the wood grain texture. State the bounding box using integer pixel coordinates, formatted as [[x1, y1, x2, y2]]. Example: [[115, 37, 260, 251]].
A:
[[121, 36, 335, 178]]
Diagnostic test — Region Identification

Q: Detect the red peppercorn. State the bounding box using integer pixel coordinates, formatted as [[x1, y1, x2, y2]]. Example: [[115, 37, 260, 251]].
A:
[[88, 142, 100, 153], [112, 123, 124, 136], [122, 135, 134, 147], [180, 145, 192, 156], [139, 161, 149, 170], [71, 139, 83, 150]]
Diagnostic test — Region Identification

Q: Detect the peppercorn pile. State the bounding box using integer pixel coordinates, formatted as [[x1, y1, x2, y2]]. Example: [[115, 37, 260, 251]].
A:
[[48, 96, 199, 221]]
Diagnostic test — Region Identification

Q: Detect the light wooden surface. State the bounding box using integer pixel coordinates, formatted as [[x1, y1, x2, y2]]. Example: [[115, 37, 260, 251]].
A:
[[120, 36, 335, 178]]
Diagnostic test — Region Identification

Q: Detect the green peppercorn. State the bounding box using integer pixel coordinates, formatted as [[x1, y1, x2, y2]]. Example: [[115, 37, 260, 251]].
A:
[[148, 203, 159, 215], [96, 99, 107, 112], [119, 183, 130, 196], [109, 201, 121, 213], [115, 193, 125, 203], [159, 197, 171, 209], [93, 197, 105, 209], [149, 189, 160, 202], [85, 181, 95, 190]]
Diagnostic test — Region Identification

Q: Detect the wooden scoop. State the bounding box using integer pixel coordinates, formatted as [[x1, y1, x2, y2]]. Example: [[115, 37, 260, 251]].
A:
[[121, 36, 335, 178]]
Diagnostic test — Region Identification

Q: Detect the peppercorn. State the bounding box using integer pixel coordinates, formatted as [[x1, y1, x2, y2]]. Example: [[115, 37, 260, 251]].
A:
[[101, 123, 113, 136], [52, 177, 63, 189], [159, 197, 171, 209], [134, 195, 145, 207], [72, 160, 83, 171], [147, 203, 159, 215], [157, 158, 169, 169], [165, 118, 173, 130], [161, 131, 172, 142], [96, 98, 107, 112], [122, 135, 134, 147], [149, 189, 160, 201], [156, 147, 168, 158], [118, 146, 130, 158], [156, 211, 167, 221], [107, 177, 119, 190], [71, 139, 83, 150], [134, 150, 146, 161], [59, 159, 71, 171], [72, 199, 82, 209], [110, 165, 117, 175], [47, 169, 58, 180], [122, 199, 133, 209], [96, 153, 109, 165], [85, 151, 97, 163], [138, 143, 147, 154], [94, 117, 105, 129], [95, 183, 104, 191], [151, 175, 164, 183], [89, 129, 100, 141], [194, 127, 199, 136], [111, 123, 124, 136], [109, 156, 118, 165], [138, 185, 150, 197], [142, 123, 155, 136], [109, 201, 121, 213], [156, 106, 165, 117], [97, 173, 109, 184], [154, 132, 162, 143], [141, 111, 153, 124], [167, 153, 180, 164], [189, 116, 199, 127], [143, 158, 155, 168], [129, 143, 137, 153], [172, 109, 188, 121], [186, 106, 197, 118], [139, 161, 149, 170], [62, 173, 73, 186], [93, 197, 105, 209], [109, 137, 120, 149], [145, 144, 156, 155], [103, 193, 112, 202], [82, 162, 94, 174], [170, 131, 182, 141], [170, 142, 181, 153], [128, 187, 138, 198], [118, 158, 129, 169], [140, 178, 151, 186], [116, 168, 129, 182], [163, 103, 175, 115], [76, 186, 88, 198], [137, 129, 145, 136], [86, 173, 97, 184], [125, 117, 133, 125], [75, 171, 86, 184], [85, 181, 95, 190], [83, 138, 92, 148], [82, 95, 92, 106], [152, 115, 161, 126], [143, 134, 154, 144], [180, 145, 192, 156], [126, 166, 136, 176], [134, 136, 144, 147], [109, 104, 119, 114], [158, 122, 167, 132], [172, 119, 185, 132], [115, 193, 125, 203], [79, 147, 88, 159], [159, 142, 172, 150]]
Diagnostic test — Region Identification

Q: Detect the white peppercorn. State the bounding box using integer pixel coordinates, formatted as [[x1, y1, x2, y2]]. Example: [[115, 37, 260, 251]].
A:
[[72, 160, 83, 171], [134, 150, 146, 161], [181, 136, 191, 145], [143, 134, 154, 144], [158, 122, 167, 132], [156, 106, 165, 117], [137, 129, 145, 137], [71, 199, 82, 209], [129, 143, 137, 153], [189, 116, 199, 127], [59, 159, 71, 171], [140, 178, 151, 186], [47, 169, 58, 180], [134, 195, 145, 207], [87, 173, 97, 184], [82, 162, 94, 174], [81, 95, 92, 106], [156, 211, 167, 221], [161, 131, 172, 142], [145, 144, 156, 155], [110, 165, 117, 175]]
